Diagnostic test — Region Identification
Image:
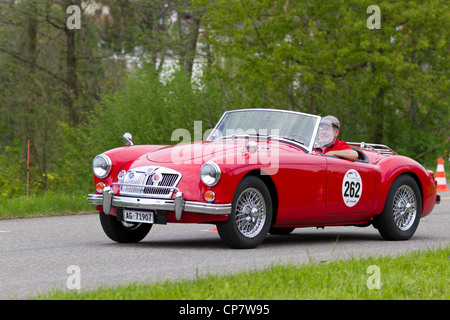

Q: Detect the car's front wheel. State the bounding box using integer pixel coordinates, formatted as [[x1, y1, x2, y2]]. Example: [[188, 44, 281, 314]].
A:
[[373, 174, 422, 240], [217, 176, 272, 249], [99, 212, 152, 243]]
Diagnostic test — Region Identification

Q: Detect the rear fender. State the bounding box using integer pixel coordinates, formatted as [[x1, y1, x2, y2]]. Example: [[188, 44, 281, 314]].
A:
[[375, 156, 437, 217]]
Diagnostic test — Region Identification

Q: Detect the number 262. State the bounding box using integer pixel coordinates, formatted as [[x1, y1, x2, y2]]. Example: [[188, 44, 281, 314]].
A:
[[344, 181, 361, 198]]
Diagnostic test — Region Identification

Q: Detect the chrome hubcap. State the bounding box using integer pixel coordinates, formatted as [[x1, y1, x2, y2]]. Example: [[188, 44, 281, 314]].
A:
[[392, 185, 417, 231], [235, 188, 266, 238]]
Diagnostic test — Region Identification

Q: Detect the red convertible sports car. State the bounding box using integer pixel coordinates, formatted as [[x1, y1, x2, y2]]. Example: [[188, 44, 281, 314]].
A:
[[87, 109, 440, 248]]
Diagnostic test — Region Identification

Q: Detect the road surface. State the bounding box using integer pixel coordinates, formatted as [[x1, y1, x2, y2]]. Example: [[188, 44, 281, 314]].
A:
[[0, 193, 448, 299]]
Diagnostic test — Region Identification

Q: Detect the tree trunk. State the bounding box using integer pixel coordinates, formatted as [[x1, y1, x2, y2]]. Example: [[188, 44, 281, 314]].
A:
[[184, 13, 201, 77], [65, 26, 79, 124]]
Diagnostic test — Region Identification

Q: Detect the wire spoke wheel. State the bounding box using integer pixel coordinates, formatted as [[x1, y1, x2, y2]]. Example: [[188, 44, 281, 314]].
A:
[[235, 188, 266, 238], [374, 174, 422, 241], [392, 185, 417, 231], [217, 176, 272, 249]]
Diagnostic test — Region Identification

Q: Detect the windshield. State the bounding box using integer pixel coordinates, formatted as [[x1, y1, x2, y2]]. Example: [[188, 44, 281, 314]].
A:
[[207, 109, 320, 151]]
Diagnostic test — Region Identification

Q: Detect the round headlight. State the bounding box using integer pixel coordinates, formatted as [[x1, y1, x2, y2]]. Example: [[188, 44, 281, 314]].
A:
[[92, 154, 112, 179], [200, 162, 221, 187]]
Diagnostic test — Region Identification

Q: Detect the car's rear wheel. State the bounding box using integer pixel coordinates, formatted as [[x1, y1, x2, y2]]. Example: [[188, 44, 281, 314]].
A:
[[217, 176, 272, 249], [373, 175, 421, 240], [99, 212, 152, 243]]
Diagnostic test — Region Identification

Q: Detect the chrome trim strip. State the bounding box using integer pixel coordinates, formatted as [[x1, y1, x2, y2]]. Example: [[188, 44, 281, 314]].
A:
[[87, 193, 103, 205], [347, 142, 397, 155], [113, 182, 179, 192], [183, 200, 231, 215], [103, 186, 113, 215], [87, 193, 232, 216], [174, 191, 184, 220]]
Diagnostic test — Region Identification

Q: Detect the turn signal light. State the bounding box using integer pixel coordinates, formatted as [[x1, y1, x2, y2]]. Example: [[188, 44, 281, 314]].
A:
[[204, 190, 215, 203], [96, 182, 106, 193]]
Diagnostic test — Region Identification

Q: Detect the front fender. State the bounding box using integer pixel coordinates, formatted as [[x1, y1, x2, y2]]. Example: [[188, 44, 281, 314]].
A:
[[93, 145, 167, 189]]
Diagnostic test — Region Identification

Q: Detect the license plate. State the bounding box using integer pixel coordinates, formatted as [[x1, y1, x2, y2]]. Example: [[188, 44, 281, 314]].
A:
[[123, 210, 154, 224]]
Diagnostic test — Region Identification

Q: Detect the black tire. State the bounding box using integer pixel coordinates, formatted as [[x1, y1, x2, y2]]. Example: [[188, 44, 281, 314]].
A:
[[373, 175, 422, 240], [217, 176, 272, 249], [269, 227, 295, 235], [99, 212, 152, 243]]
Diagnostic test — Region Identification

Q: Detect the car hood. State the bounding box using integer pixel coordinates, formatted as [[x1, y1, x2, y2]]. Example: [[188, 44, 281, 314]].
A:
[[146, 140, 240, 163]]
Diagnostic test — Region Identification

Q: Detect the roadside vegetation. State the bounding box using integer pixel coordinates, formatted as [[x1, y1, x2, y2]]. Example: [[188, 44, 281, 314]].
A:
[[38, 245, 449, 300], [0, 193, 91, 219], [0, 1, 448, 202]]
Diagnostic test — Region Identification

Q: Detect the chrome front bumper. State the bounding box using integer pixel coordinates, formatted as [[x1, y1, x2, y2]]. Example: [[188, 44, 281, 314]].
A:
[[87, 187, 231, 221]]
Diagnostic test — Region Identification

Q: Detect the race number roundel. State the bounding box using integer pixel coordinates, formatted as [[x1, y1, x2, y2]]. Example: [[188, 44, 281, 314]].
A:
[[342, 169, 362, 207]]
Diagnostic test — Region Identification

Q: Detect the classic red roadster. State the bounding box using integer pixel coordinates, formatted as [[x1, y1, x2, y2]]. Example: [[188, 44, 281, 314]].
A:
[[87, 109, 439, 248]]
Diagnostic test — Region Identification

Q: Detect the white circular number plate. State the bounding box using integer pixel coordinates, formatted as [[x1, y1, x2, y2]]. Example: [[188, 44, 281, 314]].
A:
[[342, 169, 362, 207]]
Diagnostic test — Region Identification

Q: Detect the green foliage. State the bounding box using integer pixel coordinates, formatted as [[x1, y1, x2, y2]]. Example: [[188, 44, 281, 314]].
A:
[[0, 193, 90, 218], [0, 141, 26, 198], [0, 0, 448, 198], [201, 0, 449, 163], [51, 66, 229, 194]]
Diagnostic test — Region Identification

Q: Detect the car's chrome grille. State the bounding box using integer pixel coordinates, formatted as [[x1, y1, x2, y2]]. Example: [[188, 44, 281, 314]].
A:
[[118, 166, 182, 199], [122, 172, 147, 194], [144, 173, 179, 196]]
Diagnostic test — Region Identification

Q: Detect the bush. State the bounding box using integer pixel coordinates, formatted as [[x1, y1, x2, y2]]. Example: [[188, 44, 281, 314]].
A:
[[0, 141, 27, 198], [50, 66, 229, 194]]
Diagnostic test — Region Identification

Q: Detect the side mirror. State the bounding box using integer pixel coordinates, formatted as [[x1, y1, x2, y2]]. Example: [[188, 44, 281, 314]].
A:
[[123, 132, 134, 146]]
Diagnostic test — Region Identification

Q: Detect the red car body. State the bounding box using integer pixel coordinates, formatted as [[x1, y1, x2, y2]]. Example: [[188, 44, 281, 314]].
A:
[[88, 109, 439, 248]]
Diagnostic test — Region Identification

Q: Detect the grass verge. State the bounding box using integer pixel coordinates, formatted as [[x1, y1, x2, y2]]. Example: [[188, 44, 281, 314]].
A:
[[38, 245, 449, 300], [0, 193, 93, 219]]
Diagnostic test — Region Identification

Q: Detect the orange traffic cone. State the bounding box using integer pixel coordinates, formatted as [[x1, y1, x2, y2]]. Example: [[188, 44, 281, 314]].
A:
[[436, 158, 450, 192]]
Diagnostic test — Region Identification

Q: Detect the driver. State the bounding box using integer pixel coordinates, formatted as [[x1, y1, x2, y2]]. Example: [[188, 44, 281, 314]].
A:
[[314, 115, 358, 161]]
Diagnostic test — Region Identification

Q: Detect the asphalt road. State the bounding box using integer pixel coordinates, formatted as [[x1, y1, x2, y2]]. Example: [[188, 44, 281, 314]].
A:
[[0, 193, 448, 299]]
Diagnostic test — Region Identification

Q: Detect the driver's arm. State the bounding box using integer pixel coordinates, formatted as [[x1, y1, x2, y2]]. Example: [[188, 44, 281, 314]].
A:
[[326, 149, 358, 161]]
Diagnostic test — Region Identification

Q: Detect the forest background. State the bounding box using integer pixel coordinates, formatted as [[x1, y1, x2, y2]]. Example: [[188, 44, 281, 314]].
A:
[[0, 0, 448, 199]]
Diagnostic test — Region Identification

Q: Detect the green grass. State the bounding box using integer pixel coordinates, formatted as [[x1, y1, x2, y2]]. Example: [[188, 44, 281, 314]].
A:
[[0, 193, 93, 219], [38, 245, 449, 300]]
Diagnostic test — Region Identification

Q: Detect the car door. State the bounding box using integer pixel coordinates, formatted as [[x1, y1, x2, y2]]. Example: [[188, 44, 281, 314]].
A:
[[271, 148, 327, 226], [324, 155, 376, 216]]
